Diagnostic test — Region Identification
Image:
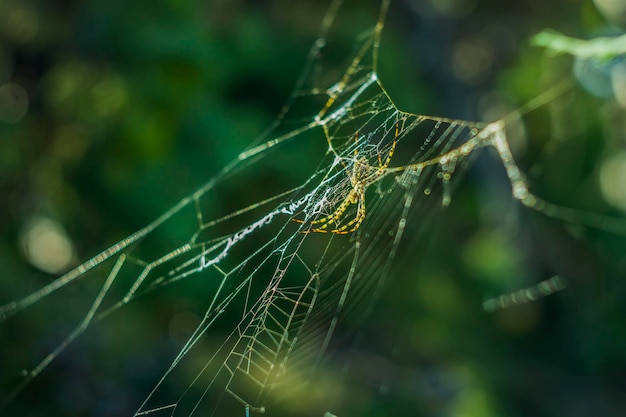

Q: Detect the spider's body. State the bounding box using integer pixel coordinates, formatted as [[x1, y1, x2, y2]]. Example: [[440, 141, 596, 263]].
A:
[[295, 126, 398, 234]]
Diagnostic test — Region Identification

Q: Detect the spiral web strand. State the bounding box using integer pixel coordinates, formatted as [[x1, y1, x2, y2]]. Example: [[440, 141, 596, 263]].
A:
[[1, 1, 623, 416]]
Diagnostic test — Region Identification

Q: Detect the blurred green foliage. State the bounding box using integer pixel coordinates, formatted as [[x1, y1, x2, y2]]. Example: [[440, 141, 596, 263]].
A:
[[1, 0, 626, 417]]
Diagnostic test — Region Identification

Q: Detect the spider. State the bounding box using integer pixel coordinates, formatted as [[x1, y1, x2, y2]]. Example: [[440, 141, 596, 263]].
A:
[[294, 123, 398, 234]]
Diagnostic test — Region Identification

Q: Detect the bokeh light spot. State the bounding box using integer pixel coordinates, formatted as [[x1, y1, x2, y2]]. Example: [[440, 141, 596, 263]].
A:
[[463, 229, 522, 285], [599, 150, 626, 213], [53, 123, 89, 162], [44, 61, 86, 109], [451, 37, 493, 84], [19, 217, 76, 274], [91, 73, 127, 117], [4, 5, 39, 43]]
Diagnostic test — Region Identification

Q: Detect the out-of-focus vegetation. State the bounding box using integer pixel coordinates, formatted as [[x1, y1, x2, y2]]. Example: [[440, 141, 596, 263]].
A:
[[1, 0, 625, 416], [532, 29, 626, 59]]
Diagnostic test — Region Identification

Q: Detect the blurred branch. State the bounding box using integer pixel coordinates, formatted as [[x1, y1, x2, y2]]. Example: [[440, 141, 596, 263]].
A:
[[532, 29, 626, 60]]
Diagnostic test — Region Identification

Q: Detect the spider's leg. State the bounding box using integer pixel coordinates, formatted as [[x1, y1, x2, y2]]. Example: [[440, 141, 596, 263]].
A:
[[308, 191, 355, 226], [331, 193, 366, 234], [292, 187, 353, 228], [297, 129, 369, 235], [379, 122, 398, 172], [305, 193, 357, 233], [305, 217, 335, 232], [294, 193, 353, 233], [293, 211, 336, 232], [384, 139, 396, 167], [292, 210, 338, 228]]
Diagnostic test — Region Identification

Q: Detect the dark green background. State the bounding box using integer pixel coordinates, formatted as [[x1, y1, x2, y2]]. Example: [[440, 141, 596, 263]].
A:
[[1, 0, 625, 416]]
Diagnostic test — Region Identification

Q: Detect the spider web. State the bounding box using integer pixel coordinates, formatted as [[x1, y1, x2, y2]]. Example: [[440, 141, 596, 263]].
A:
[[1, 1, 624, 416]]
